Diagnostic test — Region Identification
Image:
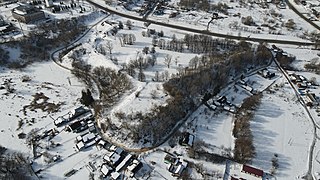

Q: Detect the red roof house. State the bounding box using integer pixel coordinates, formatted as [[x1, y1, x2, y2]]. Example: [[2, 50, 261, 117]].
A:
[[241, 164, 263, 178]]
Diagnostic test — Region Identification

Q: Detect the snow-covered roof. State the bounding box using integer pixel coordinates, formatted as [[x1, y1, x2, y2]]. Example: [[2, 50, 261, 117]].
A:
[[111, 171, 120, 180], [174, 164, 185, 175], [109, 152, 121, 165], [127, 159, 140, 172], [115, 154, 132, 172], [100, 164, 111, 176], [82, 133, 96, 143], [76, 141, 85, 150], [187, 134, 194, 146]]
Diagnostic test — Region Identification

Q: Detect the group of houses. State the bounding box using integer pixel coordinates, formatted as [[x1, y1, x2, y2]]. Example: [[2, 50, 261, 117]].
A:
[[53, 106, 100, 151], [0, 15, 16, 35], [52, 106, 144, 179], [54, 106, 92, 127], [238, 77, 259, 95], [101, 146, 142, 179], [289, 73, 319, 107], [258, 68, 276, 79], [207, 95, 237, 114], [164, 154, 188, 177]]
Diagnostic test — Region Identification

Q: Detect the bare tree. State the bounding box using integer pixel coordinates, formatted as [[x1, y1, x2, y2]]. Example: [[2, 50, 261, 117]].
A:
[[138, 69, 146, 82], [164, 54, 172, 68], [164, 70, 170, 81], [26, 129, 40, 158], [175, 57, 179, 65], [106, 40, 113, 58], [151, 90, 158, 99], [126, 20, 133, 30], [154, 71, 160, 82]]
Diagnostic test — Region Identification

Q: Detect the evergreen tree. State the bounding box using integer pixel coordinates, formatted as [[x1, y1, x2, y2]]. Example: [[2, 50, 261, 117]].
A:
[[80, 89, 94, 106]]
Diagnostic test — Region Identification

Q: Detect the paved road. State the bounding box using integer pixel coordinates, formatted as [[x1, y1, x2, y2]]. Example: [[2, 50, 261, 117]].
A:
[[50, 15, 110, 99], [86, 0, 317, 46], [285, 0, 320, 31]]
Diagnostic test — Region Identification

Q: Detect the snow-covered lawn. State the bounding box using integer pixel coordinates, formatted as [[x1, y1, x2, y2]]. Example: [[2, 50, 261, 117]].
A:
[[252, 73, 312, 179]]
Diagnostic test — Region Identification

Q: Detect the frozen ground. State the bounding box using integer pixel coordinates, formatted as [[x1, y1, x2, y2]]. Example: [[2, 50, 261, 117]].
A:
[[252, 77, 312, 179]]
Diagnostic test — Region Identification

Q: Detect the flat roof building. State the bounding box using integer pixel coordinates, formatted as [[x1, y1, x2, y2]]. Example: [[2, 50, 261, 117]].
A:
[[12, 5, 45, 23]]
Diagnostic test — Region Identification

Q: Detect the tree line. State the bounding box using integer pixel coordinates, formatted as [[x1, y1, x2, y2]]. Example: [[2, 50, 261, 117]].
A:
[[233, 93, 262, 163], [158, 34, 238, 54]]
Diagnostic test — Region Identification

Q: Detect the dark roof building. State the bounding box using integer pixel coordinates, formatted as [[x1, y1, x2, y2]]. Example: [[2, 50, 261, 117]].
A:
[[12, 5, 45, 23], [241, 164, 263, 178]]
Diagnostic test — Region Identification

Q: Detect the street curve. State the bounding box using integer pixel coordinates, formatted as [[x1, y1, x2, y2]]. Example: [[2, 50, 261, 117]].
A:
[[87, 0, 317, 46]]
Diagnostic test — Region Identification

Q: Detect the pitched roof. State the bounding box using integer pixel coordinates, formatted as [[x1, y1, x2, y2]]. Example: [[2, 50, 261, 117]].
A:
[[242, 164, 263, 177]]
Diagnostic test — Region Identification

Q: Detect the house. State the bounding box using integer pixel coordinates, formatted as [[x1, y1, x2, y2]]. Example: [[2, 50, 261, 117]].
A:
[[100, 164, 112, 177], [88, 122, 96, 133], [69, 106, 91, 120], [111, 171, 121, 180], [306, 93, 319, 106], [258, 69, 275, 79], [76, 141, 85, 151], [115, 154, 132, 172], [164, 154, 179, 164], [239, 79, 247, 86], [110, 145, 124, 155], [179, 132, 194, 147], [77, 133, 96, 143], [66, 120, 87, 132], [223, 105, 236, 114], [12, 5, 45, 23], [96, 139, 112, 150], [297, 82, 308, 89], [290, 74, 302, 83], [168, 160, 188, 176], [241, 164, 263, 178], [104, 152, 121, 166], [126, 159, 143, 178], [54, 113, 71, 127], [217, 96, 227, 104], [210, 104, 217, 110]]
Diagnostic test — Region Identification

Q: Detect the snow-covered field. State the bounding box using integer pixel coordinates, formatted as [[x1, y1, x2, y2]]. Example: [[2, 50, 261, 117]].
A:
[[1, 0, 320, 179], [252, 77, 312, 179]]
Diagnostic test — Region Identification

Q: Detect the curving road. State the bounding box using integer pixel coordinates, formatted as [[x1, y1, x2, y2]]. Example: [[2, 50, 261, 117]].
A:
[[50, 15, 111, 99], [49, 2, 320, 177], [86, 0, 317, 46]]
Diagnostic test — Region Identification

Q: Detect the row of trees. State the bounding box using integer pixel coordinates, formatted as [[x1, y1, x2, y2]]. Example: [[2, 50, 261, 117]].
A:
[[178, 0, 229, 14], [120, 34, 136, 45], [158, 34, 238, 54], [233, 93, 262, 163]]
